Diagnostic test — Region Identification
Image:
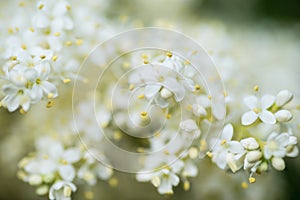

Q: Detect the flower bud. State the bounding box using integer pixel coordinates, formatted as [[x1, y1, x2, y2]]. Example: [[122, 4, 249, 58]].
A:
[[276, 90, 293, 107], [259, 161, 268, 172], [246, 151, 262, 163], [160, 88, 172, 99], [28, 174, 42, 186], [36, 185, 49, 196], [271, 157, 285, 171], [240, 137, 259, 150], [275, 110, 292, 122]]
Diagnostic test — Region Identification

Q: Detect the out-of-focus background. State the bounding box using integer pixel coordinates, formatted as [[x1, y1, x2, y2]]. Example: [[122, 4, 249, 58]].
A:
[[1, 0, 300, 199]]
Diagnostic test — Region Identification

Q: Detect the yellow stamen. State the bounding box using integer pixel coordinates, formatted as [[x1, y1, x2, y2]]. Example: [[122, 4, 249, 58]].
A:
[[140, 111, 148, 118], [253, 108, 260, 114], [163, 150, 170, 155], [19, 2, 25, 7], [84, 191, 94, 200], [63, 79, 71, 84], [122, 62, 130, 68], [11, 56, 17, 61], [129, 84, 135, 91], [253, 85, 259, 92], [137, 94, 145, 99], [66, 5, 71, 11], [54, 32, 60, 37], [21, 44, 27, 50], [61, 159, 68, 165], [29, 27, 35, 32], [108, 178, 118, 187], [76, 39, 83, 45], [38, 4, 44, 10], [46, 100, 54, 108], [65, 41, 72, 46], [47, 93, 54, 99], [189, 147, 198, 159], [113, 131, 122, 141], [40, 55, 46, 59], [249, 177, 256, 183], [221, 139, 226, 145], [52, 55, 58, 62], [20, 108, 27, 115], [166, 113, 172, 119], [194, 84, 201, 91], [183, 181, 190, 191], [223, 91, 228, 97], [241, 181, 248, 189], [8, 28, 14, 34], [206, 151, 212, 158], [166, 52, 173, 58]]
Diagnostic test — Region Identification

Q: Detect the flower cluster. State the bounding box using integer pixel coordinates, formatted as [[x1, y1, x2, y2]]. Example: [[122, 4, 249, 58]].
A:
[[18, 136, 113, 200], [0, 0, 111, 112], [209, 89, 298, 183], [0, 0, 298, 199]]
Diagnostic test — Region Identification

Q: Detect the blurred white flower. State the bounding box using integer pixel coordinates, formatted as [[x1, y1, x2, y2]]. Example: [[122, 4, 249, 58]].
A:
[[49, 181, 76, 200]]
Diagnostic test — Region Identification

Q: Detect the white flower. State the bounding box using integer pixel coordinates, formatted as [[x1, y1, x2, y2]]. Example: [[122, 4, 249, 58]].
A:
[[24, 137, 81, 181], [182, 159, 198, 177], [49, 181, 76, 200], [241, 95, 276, 125], [275, 90, 293, 107], [240, 137, 259, 150], [1, 85, 31, 112], [77, 151, 113, 185], [264, 132, 298, 159], [30, 64, 58, 102], [136, 159, 184, 195], [210, 124, 244, 169], [137, 168, 180, 195]]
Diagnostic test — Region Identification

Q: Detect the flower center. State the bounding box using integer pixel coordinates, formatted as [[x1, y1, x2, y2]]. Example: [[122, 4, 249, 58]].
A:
[[253, 107, 261, 114]]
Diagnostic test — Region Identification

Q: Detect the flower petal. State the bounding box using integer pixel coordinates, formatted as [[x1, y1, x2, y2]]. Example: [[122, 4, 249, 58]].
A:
[[242, 111, 258, 125], [221, 123, 233, 141], [59, 165, 75, 181], [244, 95, 257, 109], [259, 110, 276, 124], [261, 95, 275, 109]]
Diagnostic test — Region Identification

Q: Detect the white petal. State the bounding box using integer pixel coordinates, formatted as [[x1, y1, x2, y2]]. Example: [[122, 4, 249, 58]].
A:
[[259, 110, 276, 124], [62, 148, 81, 163], [59, 165, 76, 181], [41, 81, 58, 97], [221, 123, 233, 140], [276, 133, 290, 147], [244, 95, 257, 109], [228, 141, 244, 154], [144, 85, 160, 99], [261, 95, 275, 109], [241, 111, 258, 125], [287, 147, 299, 157]]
